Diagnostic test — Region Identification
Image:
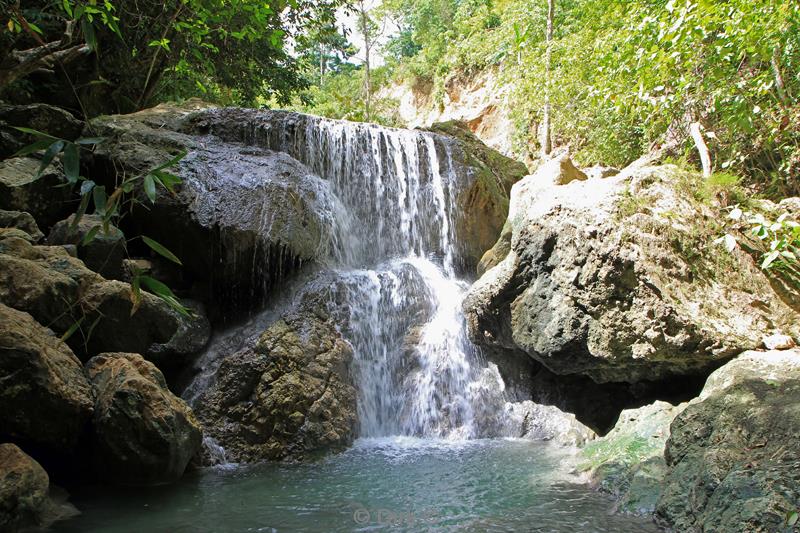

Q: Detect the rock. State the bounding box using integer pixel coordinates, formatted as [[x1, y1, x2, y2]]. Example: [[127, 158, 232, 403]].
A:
[[465, 165, 800, 383], [88, 103, 345, 318], [580, 401, 685, 516], [656, 349, 800, 532], [510, 401, 597, 447], [543, 153, 588, 185], [0, 103, 84, 143], [0, 236, 209, 367], [585, 165, 621, 180], [0, 304, 93, 454], [0, 444, 49, 531], [0, 157, 73, 230], [195, 300, 357, 462], [426, 121, 528, 270], [762, 333, 795, 350], [47, 214, 126, 280], [0, 210, 43, 242], [86, 352, 202, 485]]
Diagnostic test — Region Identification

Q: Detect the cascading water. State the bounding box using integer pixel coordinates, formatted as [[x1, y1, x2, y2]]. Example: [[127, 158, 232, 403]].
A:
[[253, 114, 494, 439]]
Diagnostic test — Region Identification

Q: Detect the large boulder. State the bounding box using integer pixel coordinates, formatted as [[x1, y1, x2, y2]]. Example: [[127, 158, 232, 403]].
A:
[[0, 304, 93, 454], [195, 299, 357, 462], [88, 103, 345, 318], [580, 401, 685, 516], [0, 103, 85, 159], [656, 349, 800, 532], [86, 352, 202, 485], [0, 444, 50, 531], [0, 236, 208, 365], [0, 157, 73, 230], [47, 214, 126, 280], [465, 163, 800, 383]]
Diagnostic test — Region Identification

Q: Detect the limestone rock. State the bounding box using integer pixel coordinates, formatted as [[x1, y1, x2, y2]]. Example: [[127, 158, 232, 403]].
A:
[[48, 214, 126, 280], [656, 349, 800, 532], [86, 352, 202, 485], [465, 165, 800, 383], [544, 153, 588, 185], [0, 210, 43, 242], [580, 401, 685, 516], [0, 444, 49, 531], [426, 121, 528, 270], [88, 104, 345, 317], [762, 333, 795, 350], [0, 236, 208, 365], [511, 401, 597, 447], [0, 157, 73, 229], [0, 304, 93, 453], [195, 303, 357, 462]]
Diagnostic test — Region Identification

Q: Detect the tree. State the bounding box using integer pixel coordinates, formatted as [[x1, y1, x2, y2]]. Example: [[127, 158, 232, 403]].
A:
[[1, 0, 348, 116], [356, 0, 384, 122], [539, 0, 554, 158]]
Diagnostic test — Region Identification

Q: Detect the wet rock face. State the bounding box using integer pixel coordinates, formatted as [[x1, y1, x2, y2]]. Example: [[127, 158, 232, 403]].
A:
[[0, 304, 94, 454], [0, 235, 208, 365], [0, 443, 50, 531], [88, 103, 345, 319], [656, 350, 800, 532], [465, 163, 800, 383], [86, 352, 202, 485], [185, 108, 525, 275], [195, 300, 357, 462]]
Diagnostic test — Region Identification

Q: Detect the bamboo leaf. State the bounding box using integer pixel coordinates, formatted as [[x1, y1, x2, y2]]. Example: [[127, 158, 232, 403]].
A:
[[142, 236, 182, 265], [143, 174, 157, 203], [12, 127, 58, 140], [139, 275, 190, 317], [81, 225, 100, 245], [63, 143, 80, 183], [60, 317, 85, 342], [13, 139, 53, 157], [38, 140, 65, 177], [151, 150, 187, 172]]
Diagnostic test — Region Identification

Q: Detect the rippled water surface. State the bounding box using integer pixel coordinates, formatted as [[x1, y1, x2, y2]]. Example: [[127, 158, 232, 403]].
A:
[[57, 438, 660, 533]]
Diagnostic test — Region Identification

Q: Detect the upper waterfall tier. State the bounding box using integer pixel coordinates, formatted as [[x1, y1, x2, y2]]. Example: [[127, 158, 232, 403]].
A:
[[186, 109, 527, 273]]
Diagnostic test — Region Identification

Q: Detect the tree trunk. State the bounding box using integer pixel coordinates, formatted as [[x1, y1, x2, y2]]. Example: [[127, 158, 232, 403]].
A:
[[359, 1, 372, 122], [540, 0, 554, 158], [690, 121, 712, 177]]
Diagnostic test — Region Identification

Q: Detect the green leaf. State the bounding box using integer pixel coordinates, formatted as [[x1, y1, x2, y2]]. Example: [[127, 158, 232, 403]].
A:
[[82, 18, 98, 50], [139, 275, 190, 317], [142, 236, 182, 265], [63, 143, 80, 183], [12, 127, 58, 140], [76, 137, 105, 145], [762, 250, 780, 269], [93, 185, 107, 215], [38, 140, 65, 177], [152, 170, 182, 192], [70, 192, 92, 230], [60, 316, 85, 342], [14, 139, 53, 157], [80, 179, 95, 196], [81, 225, 100, 245], [788, 511, 798, 527], [151, 150, 187, 172], [143, 174, 157, 203]]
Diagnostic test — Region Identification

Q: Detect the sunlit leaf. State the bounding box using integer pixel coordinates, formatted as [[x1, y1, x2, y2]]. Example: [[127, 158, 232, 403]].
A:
[[142, 235, 182, 265]]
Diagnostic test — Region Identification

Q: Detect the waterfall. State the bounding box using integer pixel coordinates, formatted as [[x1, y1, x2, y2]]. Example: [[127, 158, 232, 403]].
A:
[[194, 110, 508, 440], [263, 115, 488, 439]]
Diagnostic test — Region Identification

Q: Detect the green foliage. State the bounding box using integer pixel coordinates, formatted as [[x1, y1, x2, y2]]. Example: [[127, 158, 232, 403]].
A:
[[16, 128, 191, 316], [2, 0, 347, 114], [716, 205, 800, 287]]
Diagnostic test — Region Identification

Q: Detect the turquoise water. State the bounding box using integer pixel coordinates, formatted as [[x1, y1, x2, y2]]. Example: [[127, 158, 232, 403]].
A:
[[56, 438, 660, 532]]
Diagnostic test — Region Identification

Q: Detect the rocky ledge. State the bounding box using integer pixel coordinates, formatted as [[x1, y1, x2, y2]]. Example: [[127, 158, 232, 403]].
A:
[[465, 158, 800, 383]]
